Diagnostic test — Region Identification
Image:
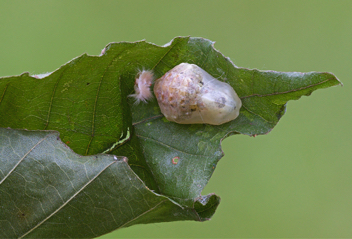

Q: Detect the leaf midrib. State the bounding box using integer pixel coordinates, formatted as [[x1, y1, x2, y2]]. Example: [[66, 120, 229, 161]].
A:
[[240, 77, 338, 99], [19, 159, 118, 239], [0, 133, 48, 185]]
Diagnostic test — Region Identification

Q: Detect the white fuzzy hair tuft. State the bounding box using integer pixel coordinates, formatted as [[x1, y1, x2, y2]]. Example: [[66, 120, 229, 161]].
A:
[[129, 70, 154, 104]]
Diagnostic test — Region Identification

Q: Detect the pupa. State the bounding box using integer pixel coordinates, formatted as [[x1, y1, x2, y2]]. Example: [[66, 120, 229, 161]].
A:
[[153, 63, 242, 125]]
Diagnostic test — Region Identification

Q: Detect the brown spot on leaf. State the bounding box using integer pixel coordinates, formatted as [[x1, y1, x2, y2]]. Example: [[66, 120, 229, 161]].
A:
[[172, 156, 180, 165]]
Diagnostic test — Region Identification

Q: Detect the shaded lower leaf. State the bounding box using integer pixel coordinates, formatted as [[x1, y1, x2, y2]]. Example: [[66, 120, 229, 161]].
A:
[[0, 128, 219, 238]]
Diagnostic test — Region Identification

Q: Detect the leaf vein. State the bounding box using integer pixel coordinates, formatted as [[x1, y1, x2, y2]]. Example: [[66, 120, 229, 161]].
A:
[[241, 104, 275, 124], [0, 134, 49, 185], [0, 83, 9, 104], [18, 160, 118, 239], [44, 70, 64, 130], [151, 38, 182, 70], [116, 200, 168, 230], [136, 134, 212, 157], [132, 114, 163, 126], [240, 78, 333, 99]]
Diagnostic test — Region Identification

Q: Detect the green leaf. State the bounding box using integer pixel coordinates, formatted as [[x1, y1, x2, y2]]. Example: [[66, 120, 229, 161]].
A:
[[0, 128, 215, 238], [0, 37, 341, 237]]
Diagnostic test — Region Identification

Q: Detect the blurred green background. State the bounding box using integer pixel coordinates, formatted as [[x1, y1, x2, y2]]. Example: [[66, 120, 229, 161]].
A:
[[1, 0, 350, 238]]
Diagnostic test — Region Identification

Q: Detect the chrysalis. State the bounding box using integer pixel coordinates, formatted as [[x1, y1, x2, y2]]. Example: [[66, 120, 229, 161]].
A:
[[153, 63, 242, 125]]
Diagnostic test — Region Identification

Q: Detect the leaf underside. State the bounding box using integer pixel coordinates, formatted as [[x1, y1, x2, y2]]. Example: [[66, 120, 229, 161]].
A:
[[0, 37, 341, 238]]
